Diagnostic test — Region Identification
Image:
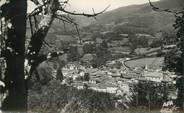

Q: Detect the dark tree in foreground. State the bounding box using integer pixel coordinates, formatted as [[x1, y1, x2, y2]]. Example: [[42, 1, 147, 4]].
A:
[[1, 0, 27, 111], [0, 0, 108, 111], [174, 11, 184, 109], [149, 0, 184, 110]]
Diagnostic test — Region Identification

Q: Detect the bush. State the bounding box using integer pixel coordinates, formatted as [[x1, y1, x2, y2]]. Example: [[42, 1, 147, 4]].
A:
[[131, 81, 169, 109], [28, 80, 116, 113], [163, 48, 182, 74], [83, 43, 96, 54], [67, 46, 80, 62]]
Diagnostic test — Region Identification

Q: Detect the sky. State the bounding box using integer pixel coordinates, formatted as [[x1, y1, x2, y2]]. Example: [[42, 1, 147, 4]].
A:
[[27, 0, 160, 14], [67, 0, 160, 13]]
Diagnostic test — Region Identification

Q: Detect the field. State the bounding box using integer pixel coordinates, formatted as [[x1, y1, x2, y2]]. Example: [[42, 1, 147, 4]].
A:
[[125, 57, 164, 69]]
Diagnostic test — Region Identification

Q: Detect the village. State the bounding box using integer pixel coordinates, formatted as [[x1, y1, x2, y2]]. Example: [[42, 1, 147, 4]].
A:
[[61, 57, 177, 103]]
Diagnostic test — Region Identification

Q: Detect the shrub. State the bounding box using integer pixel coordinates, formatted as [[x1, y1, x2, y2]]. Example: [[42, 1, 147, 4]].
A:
[[28, 80, 116, 113]]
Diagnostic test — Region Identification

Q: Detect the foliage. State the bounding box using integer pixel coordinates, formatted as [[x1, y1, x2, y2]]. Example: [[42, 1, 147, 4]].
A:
[[28, 80, 115, 113], [92, 41, 111, 67], [162, 31, 177, 45], [132, 81, 169, 109], [163, 48, 182, 74], [67, 46, 80, 62], [83, 43, 96, 54], [174, 12, 184, 52], [173, 11, 184, 109], [150, 39, 162, 48], [157, 7, 184, 109]]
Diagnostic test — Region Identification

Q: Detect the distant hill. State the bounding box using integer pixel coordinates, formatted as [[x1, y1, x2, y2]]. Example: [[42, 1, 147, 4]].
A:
[[48, 0, 183, 36], [42, 0, 180, 55], [78, 0, 184, 36], [92, 0, 181, 35], [96, 0, 183, 24]]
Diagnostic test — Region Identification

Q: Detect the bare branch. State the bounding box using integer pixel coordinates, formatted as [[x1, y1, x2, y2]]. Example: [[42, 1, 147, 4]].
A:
[[33, 16, 38, 29], [55, 16, 71, 24], [43, 40, 53, 49], [30, 0, 40, 5], [74, 24, 82, 44], [27, 0, 59, 74], [92, 8, 97, 20], [58, 5, 110, 17], [29, 16, 34, 36], [148, 0, 184, 15], [62, 20, 67, 32], [26, 0, 109, 74], [55, 13, 83, 44], [55, 14, 77, 25], [27, 2, 48, 17], [59, 0, 70, 8]]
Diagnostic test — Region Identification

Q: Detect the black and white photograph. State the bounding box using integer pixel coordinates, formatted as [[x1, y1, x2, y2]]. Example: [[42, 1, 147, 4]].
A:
[[0, 0, 184, 113]]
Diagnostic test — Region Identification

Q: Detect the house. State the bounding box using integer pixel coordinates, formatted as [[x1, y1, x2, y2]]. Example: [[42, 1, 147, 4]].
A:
[[89, 79, 97, 84], [79, 71, 85, 77], [101, 83, 118, 94], [106, 87, 118, 94], [89, 77, 101, 84], [116, 90, 123, 96], [72, 82, 84, 89], [142, 70, 165, 82]]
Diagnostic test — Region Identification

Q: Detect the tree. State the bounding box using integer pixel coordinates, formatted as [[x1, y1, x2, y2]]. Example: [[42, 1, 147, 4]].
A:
[[95, 40, 111, 67], [0, 0, 107, 111], [1, 0, 27, 111], [149, 0, 184, 110], [173, 11, 184, 110]]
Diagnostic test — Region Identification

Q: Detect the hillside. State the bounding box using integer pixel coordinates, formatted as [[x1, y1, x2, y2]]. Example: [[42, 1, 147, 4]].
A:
[[96, 0, 183, 25], [88, 1, 179, 35], [39, 0, 180, 60], [47, 0, 184, 36], [45, 0, 183, 41]]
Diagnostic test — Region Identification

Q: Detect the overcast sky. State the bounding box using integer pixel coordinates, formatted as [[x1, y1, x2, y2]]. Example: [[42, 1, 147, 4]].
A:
[[27, 0, 160, 14], [67, 0, 160, 13]]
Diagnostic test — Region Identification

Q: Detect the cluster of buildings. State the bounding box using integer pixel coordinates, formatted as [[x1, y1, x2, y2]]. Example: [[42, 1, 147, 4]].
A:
[[61, 61, 133, 100], [60, 58, 177, 106]]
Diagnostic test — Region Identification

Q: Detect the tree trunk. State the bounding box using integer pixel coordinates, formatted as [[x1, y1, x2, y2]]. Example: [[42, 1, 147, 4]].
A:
[[2, 0, 27, 111]]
